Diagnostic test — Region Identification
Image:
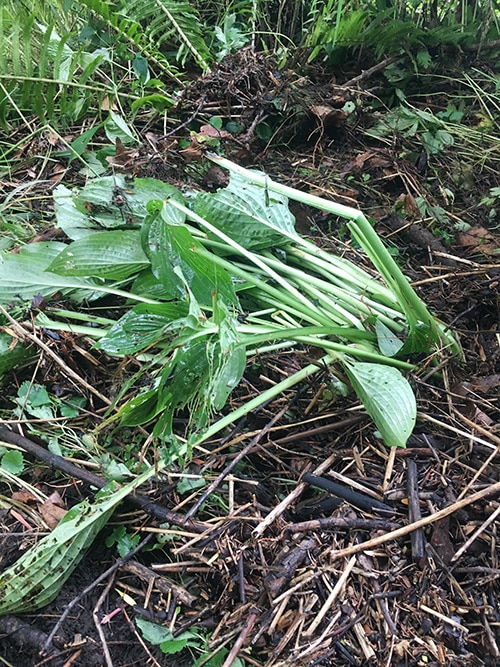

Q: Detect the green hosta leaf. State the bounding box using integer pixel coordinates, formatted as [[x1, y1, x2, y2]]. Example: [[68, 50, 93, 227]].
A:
[[145, 219, 236, 306], [0, 331, 36, 380], [0, 464, 163, 615], [98, 302, 189, 355], [210, 345, 246, 410], [375, 319, 404, 357], [116, 298, 245, 439], [117, 387, 162, 427], [159, 197, 186, 225], [105, 111, 138, 145], [54, 184, 97, 239], [55, 176, 182, 238], [0, 242, 96, 303], [48, 231, 149, 280], [343, 360, 416, 448], [195, 171, 297, 250], [209, 298, 245, 410], [397, 322, 437, 356], [132, 269, 177, 300]]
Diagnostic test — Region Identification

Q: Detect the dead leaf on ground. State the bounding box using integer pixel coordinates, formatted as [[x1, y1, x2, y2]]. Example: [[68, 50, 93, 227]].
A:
[[457, 226, 499, 256], [198, 124, 233, 139], [395, 193, 420, 219], [106, 138, 141, 170], [38, 491, 67, 530], [452, 379, 497, 427], [11, 490, 38, 504], [430, 516, 455, 565]]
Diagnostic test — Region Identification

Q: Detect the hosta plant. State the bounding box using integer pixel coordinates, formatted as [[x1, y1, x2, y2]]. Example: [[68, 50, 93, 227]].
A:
[[0, 157, 460, 454]]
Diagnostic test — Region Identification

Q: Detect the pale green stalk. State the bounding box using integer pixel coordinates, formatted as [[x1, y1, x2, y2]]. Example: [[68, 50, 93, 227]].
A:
[[192, 353, 337, 446], [207, 154, 460, 354], [168, 204, 333, 327]]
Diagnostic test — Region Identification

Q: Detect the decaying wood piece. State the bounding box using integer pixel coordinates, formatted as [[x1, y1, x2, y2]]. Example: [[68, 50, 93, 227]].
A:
[[0, 425, 209, 533], [120, 560, 196, 606], [264, 536, 317, 598], [285, 516, 401, 532], [407, 458, 426, 560]]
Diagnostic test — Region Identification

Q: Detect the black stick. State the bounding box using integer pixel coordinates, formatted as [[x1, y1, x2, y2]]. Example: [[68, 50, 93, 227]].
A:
[[0, 426, 208, 533]]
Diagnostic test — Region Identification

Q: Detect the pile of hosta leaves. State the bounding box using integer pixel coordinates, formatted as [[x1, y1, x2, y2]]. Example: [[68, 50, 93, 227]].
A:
[[0, 158, 459, 453]]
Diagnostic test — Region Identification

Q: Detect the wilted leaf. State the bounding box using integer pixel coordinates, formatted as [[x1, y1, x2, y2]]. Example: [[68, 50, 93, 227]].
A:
[[146, 221, 236, 306], [98, 302, 189, 355], [457, 226, 499, 256], [0, 242, 96, 303], [0, 464, 163, 615], [343, 360, 416, 447]]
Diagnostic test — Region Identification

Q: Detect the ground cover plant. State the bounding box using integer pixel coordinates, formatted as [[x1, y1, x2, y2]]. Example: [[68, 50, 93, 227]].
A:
[[0, 0, 499, 666]]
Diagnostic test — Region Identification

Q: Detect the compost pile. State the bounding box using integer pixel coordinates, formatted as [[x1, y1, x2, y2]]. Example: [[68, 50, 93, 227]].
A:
[[0, 47, 499, 667]]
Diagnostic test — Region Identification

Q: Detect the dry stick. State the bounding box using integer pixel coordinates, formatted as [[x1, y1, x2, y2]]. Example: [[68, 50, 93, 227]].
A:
[[120, 560, 195, 606], [457, 445, 500, 500], [0, 307, 111, 406], [93, 573, 116, 667], [0, 425, 209, 533], [221, 610, 259, 667], [182, 401, 292, 523], [455, 411, 500, 447], [328, 480, 500, 563], [42, 535, 153, 653], [407, 458, 425, 560], [418, 412, 496, 450], [341, 56, 399, 88], [285, 517, 401, 533], [304, 555, 357, 637], [451, 504, 500, 563], [272, 414, 365, 446], [481, 613, 500, 659]]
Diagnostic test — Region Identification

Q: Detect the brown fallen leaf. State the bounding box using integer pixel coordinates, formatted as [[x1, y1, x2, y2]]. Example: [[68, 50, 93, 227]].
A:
[[38, 491, 67, 530], [198, 124, 233, 139], [457, 226, 499, 256], [452, 380, 496, 427], [430, 516, 455, 565], [11, 490, 38, 504], [105, 137, 141, 171], [395, 193, 420, 219]]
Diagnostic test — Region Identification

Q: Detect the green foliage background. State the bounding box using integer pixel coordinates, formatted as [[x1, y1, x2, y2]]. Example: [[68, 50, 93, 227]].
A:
[[0, 0, 498, 127]]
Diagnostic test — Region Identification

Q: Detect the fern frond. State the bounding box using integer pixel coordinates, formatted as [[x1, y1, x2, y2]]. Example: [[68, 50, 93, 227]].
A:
[[147, 0, 210, 69], [78, 0, 184, 82], [0, 15, 111, 127], [123, 0, 211, 70]]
